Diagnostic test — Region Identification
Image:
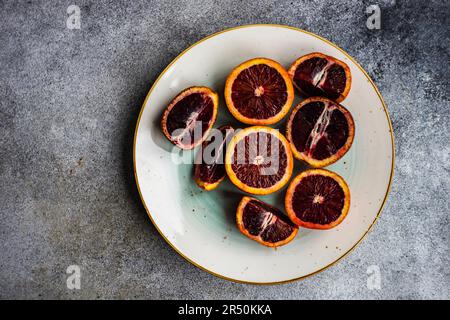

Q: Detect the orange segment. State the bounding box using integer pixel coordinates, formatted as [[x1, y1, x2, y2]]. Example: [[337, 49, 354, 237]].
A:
[[236, 196, 298, 247], [225, 126, 293, 195], [225, 58, 294, 125], [285, 169, 350, 229], [288, 52, 352, 102], [194, 125, 234, 191], [286, 97, 355, 167], [161, 86, 218, 150]]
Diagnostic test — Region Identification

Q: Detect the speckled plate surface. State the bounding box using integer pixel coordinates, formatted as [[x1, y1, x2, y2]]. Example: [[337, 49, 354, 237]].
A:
[[133, 25, 394, 284]]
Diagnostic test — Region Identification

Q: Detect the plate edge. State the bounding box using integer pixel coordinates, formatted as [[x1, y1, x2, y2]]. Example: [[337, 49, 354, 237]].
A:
[[132, 24, 396, 285]]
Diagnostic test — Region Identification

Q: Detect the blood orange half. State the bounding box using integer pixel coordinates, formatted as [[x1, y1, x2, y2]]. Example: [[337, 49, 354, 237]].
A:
[[285, 169, 350, 229], [236, 196, 298, 247], [161, 86, 218, 149], [288, 52, 351, 102], [225, 126, 293, 195], [286, 97, 355, 167], [225, 58, 294, 125], [194, 125, 234, 190]]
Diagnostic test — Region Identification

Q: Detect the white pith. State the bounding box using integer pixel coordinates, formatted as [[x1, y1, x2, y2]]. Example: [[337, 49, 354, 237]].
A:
[[314, 60, 334, 88], [257, 211, 278, 236], [254, 86, 265, 97], [313, 195, 325, 204], [304, 102, 336, 157]]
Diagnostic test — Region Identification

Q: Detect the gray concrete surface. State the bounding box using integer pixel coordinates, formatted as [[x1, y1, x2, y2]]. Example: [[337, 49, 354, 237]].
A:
[[0, 0, 448, 299]]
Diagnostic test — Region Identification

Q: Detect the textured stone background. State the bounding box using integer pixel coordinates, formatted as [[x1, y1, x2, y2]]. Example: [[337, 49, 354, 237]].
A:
[[0, 0, 448, 299]]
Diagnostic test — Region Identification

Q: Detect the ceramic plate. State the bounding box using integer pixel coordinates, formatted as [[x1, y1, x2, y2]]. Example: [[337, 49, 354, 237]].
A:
[[133, 25, 394, 284]]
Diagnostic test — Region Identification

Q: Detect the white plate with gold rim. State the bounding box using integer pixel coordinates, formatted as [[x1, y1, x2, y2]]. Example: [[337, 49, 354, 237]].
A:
[[133, 24, 394, 284]]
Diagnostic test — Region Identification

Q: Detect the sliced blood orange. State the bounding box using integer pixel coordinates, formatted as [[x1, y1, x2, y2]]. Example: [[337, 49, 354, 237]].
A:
[[288, 52, 351, 102], [236, 196, 298, 247], [161, 86, 218, 149], [194, 125, 234, 190], [286, 97, 355, 167], [225, 58, 294, 125], [225, 126, 293, 195], [285, 169, 350, 229]]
